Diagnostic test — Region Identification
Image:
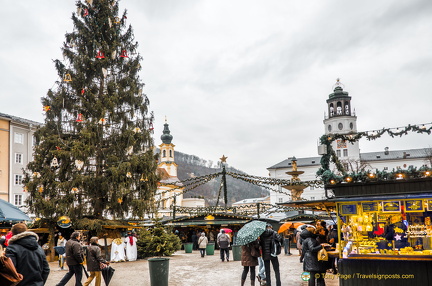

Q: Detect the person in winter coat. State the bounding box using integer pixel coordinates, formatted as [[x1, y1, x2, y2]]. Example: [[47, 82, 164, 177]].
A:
[[259, 224, 282, 286], [240, 239, 260, 286], [56, 231, 84, 286], [217, 229, 231, 262], [83, 237, 109, 286], [5, 223, 50, 286], [197, 232, 208, 257], [301, 227, 326, 286]]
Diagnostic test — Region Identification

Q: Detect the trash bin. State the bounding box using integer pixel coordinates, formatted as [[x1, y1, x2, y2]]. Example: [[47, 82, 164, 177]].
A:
[[184, 243, 193, 253], [206, 242, 215, 255], [232, 245, 241, 261], [148, 257, 170, 286]]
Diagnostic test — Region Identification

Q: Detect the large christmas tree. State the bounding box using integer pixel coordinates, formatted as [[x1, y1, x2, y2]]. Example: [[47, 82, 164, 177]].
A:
[[25, 0, 158, 223]]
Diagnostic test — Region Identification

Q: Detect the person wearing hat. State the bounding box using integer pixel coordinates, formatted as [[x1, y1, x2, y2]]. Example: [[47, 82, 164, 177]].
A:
[[5, 223, 50, 286], [56, 231, 84, 286], [259, 224, 283, 286], [217, 229, 231, 262], [83, 237, 109, 286]]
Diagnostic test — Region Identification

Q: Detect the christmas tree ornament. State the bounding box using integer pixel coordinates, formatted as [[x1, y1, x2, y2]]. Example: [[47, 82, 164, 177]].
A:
[[117, 198, 123, 203], [33, 172, 41, 178], [56, 146, 61, 150], [126, 146, 133, 155], [120, 50, 129, 58], [23, 186, 28, 192], [38, 186, 44, 193], [140, 174, 148, 181], [43, 106, 51, 112], [102, 68, 108, 78], [96, 51, 105, 59], [63, 74, 72, 82], [98, 118, 106, 125], [75, 160, 84, 170], [111, 50, 117, 59], [81, 88, 85, 95], [83, 8, 89, 17], [76, 113, 84, 122], [71, 187, 79, 192], [126, 172, 132, 178], [108, 18, 112, 28], [51, 157, 59, 168], [77, 7, 82, 15], [149, 122, 154, 131], [133, 127, 141, 133], [114, 17, 121, 24]]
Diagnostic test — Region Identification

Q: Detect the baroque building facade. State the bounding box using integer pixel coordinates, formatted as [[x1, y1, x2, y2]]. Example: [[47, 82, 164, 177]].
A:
[[267, 82, 431, 205]]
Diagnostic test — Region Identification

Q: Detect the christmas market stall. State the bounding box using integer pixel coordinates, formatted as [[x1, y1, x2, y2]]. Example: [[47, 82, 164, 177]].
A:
[[327, 176, 432, 286]]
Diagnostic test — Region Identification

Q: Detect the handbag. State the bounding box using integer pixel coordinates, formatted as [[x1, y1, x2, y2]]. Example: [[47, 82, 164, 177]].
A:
[[317, 247, 328, 261], [0, 255, 24, 286], [250, 245, 260, 258]]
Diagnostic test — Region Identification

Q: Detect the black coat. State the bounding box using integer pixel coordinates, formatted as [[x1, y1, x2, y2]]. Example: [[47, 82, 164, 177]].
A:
[[259, 229, 282, 261], [301, 230, 325, 272], [86, 244, 107, 271], [5, 231, 50, 286], [65, 238, 84, 266]]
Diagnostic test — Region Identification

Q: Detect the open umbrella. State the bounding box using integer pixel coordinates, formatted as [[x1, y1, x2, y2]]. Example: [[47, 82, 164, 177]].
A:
[[297, 224, 315, 232], [221, 228, 232, 233], [235, 220, 267, 246], [0, 199, 31, 222], [278, 222, 305, 233], [102, 266, 115, 285]]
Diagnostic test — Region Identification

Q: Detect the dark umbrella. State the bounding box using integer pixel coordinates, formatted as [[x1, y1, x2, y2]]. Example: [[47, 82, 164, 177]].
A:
[[102, 266, 115, 285], [235, 220, 267, 246], [0, 199, 31, 222]]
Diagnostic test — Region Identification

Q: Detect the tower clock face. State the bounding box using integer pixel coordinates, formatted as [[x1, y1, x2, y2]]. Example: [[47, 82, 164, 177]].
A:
[[338, 123, 343, 130], [328, 125, 332, 132]]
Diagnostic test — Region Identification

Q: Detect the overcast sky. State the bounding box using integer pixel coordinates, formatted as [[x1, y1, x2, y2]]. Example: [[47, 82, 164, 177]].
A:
[[1, 0, 431, 177]]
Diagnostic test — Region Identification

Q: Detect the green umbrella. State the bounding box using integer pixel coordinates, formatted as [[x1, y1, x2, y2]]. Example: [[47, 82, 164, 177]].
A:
[[235, 220, 267, 246]]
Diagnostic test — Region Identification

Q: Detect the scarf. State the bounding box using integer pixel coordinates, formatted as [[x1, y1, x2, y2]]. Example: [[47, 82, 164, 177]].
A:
[[129, 235, 134, 246]]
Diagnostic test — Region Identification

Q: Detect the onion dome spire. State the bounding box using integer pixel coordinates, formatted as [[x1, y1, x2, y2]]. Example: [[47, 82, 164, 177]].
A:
[[160, 117, 173, 144]]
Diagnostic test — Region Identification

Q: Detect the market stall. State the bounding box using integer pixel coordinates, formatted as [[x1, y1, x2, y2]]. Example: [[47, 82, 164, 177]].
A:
[[328, 177, 432, 286]]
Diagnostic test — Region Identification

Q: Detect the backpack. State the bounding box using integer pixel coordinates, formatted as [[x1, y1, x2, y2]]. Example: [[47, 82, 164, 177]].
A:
[[0, 255, 24, 286], [218, 234, 230, 249], [270, 232, 282, 257]]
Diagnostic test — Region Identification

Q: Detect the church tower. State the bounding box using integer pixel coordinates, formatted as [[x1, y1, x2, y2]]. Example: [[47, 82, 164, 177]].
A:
[[156, 118, 183, 212], [323, 79, 360, 161]]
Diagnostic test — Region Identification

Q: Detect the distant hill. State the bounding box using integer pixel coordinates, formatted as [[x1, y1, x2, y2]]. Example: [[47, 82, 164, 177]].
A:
[[174, 151, 269, 206]]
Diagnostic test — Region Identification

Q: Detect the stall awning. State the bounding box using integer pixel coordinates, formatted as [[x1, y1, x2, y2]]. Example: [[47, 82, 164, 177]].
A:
[[165, 220, 250, 226], [331, 193, 432, 202], [278, 199, 336, 211]]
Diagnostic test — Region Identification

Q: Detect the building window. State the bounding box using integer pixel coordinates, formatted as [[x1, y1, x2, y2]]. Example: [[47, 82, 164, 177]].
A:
[[14, 174, 23, 185], [310, 196, 315, 200], [336, 150, 341, 157], [343, 149, 348, 157], [15, 194, 22, 206], [162, 150, 166, 157], [15, 153, 23, 164], [169, 150, 173, 157], [278, 197, 283, 203], [14, 132, 24, 144]]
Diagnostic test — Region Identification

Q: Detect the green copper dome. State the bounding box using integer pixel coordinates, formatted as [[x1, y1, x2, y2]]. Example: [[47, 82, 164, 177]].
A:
[[161, 122, 173, 144], [329, 86, 349, 99]]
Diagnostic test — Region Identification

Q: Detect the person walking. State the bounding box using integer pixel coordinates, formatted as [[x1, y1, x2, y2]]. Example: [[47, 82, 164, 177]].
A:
[[5, 223, 50, 286], [259, 224, 283, 286], [241, 239, 260, 286], [283, 230, 292, 255], [83, 237, 109, 286], [301, 227, 326, 286], [56, 233, 67, 270], [56, 231, 84, 286], [217, 229, 231, 262], [197, 232, 208, 257]]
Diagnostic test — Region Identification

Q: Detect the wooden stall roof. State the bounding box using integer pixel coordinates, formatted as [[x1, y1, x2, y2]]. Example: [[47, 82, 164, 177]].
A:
[[278, 199, 336, 212]]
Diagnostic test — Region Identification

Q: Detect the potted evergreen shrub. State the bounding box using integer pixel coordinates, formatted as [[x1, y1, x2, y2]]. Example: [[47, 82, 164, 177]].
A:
[[137, 219, 181, 286]]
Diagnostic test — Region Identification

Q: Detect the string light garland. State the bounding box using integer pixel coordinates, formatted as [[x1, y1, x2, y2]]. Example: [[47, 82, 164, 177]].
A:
[[317, 122, 432, 184]]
